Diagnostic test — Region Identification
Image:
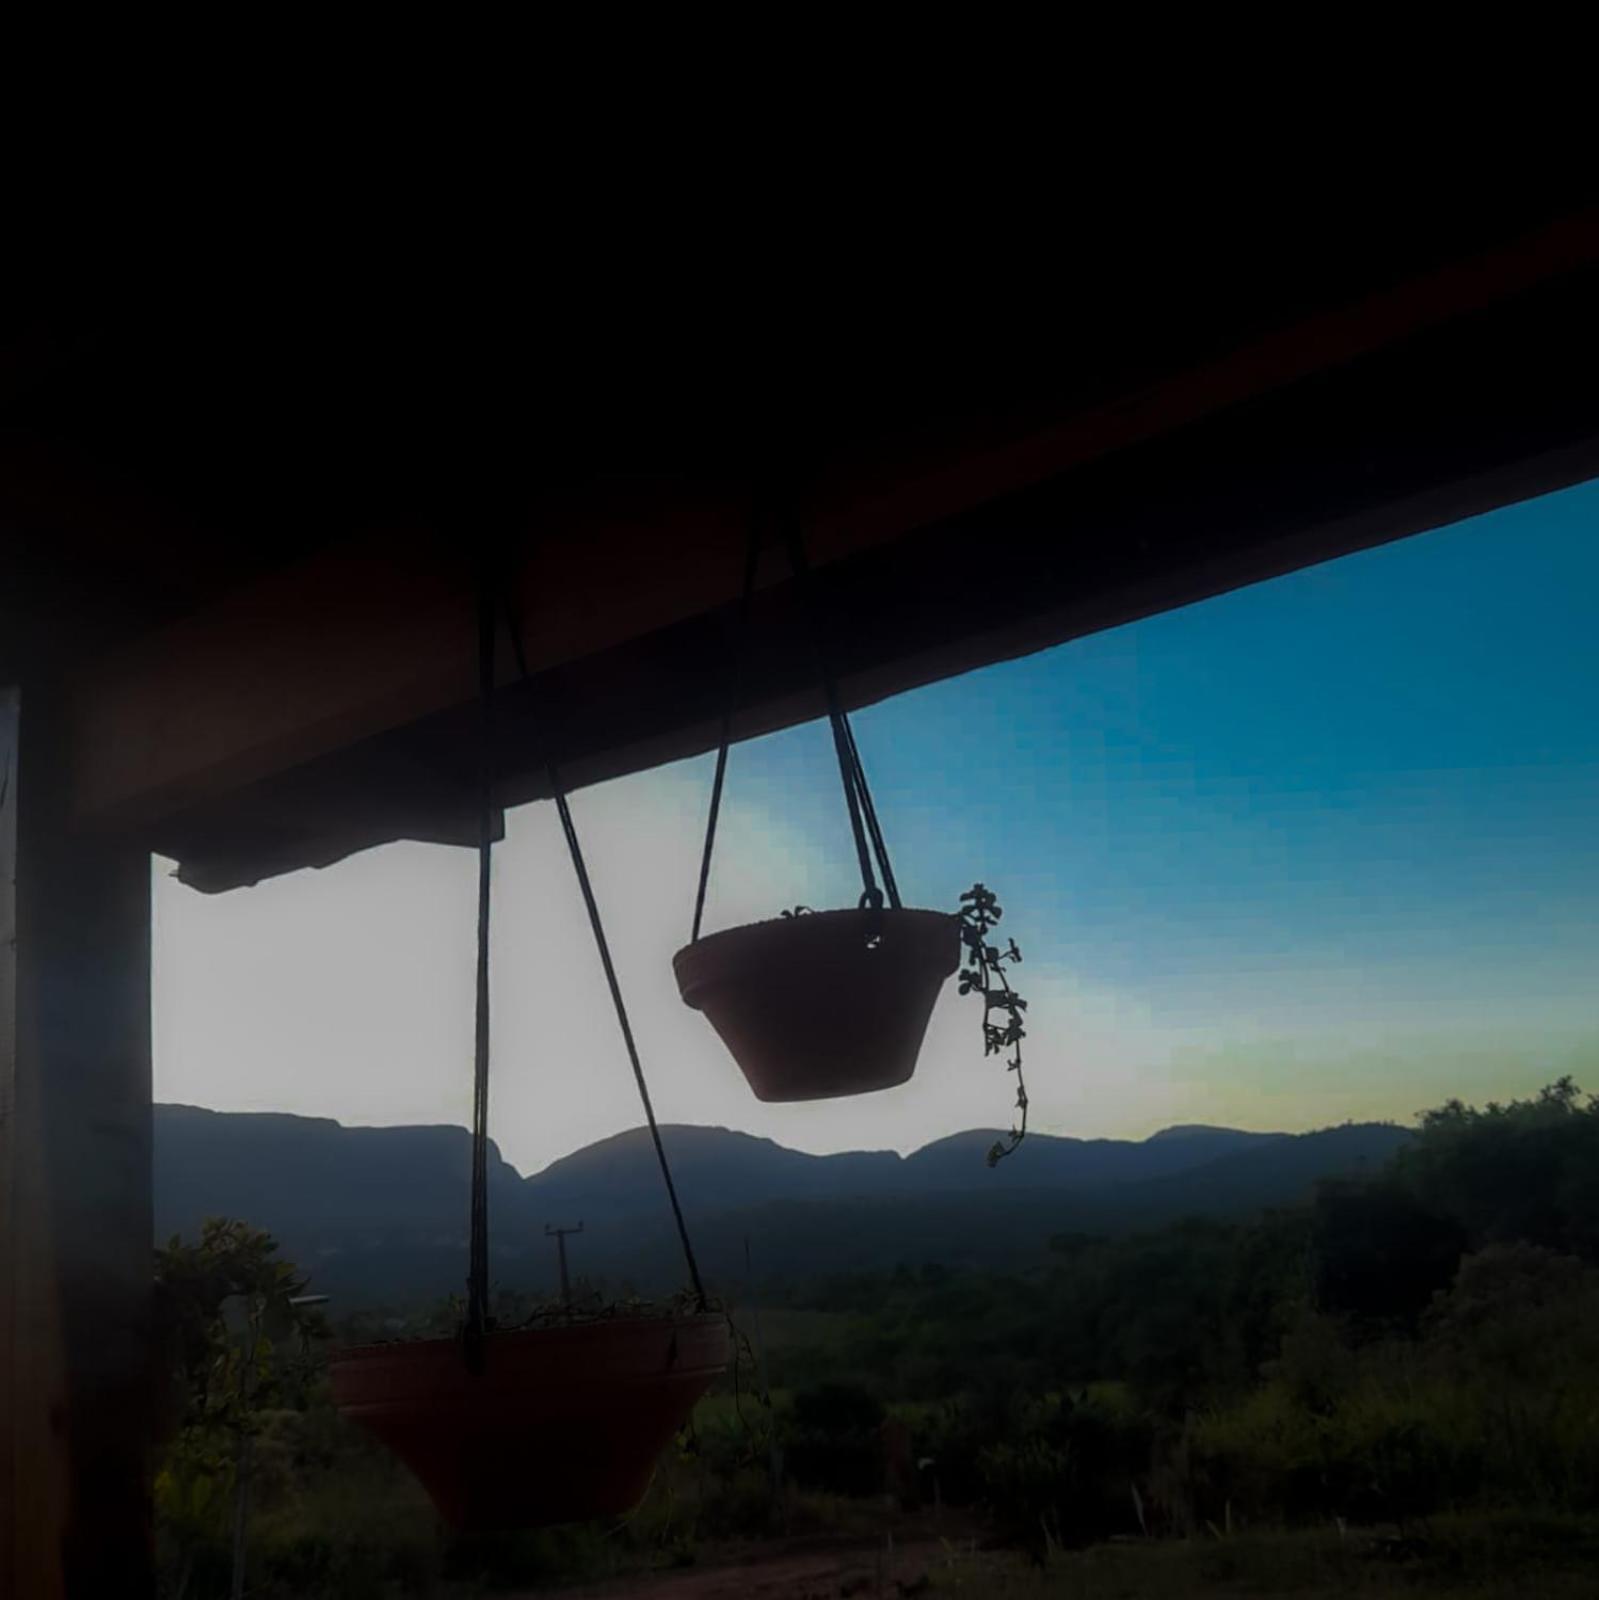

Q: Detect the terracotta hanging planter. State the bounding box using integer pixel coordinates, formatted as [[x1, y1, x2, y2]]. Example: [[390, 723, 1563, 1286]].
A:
[[330, 1312, 730, 1531], [674, 906, 960, 1101]]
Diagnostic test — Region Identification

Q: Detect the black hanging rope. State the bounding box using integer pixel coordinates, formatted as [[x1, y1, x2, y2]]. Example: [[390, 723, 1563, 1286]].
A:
[[691, 516, 764, 944], [465, 568, 496, 1371], [500, 598, 709, 1310], [841, 712, 901, 912], [692, 502, 901, 937], [547, 763, 708, 1309], [775, 508, 899, 912]]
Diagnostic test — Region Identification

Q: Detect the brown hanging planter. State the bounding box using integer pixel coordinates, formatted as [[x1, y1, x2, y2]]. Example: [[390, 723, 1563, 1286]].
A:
[[325, 576, 731, 1533], [330, 1312, 730, 1531], [674, 906, 960, 1101]]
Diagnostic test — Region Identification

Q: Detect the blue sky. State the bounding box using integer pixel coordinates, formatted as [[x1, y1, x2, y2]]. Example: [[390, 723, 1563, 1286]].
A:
[[155, 481, 1599, 1172]]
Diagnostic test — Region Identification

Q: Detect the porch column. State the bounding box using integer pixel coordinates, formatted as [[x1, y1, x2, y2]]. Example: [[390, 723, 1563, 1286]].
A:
[[2, 681, 153, 1599]]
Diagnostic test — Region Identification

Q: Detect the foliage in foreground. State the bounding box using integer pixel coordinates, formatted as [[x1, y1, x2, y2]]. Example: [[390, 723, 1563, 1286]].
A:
[[927, 1515, 1599, 1598], [154, 1081, 1599, 1595]]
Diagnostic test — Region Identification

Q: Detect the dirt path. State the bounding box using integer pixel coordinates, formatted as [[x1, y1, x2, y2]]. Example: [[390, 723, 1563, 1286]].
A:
[[538, 1536, 943, 1598]]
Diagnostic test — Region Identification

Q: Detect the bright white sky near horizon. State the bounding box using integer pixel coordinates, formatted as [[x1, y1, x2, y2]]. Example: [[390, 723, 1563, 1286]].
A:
[[153, 483, 1599, 1177]]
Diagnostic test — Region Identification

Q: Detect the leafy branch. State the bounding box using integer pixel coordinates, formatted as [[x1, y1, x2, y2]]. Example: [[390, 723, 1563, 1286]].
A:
[[957, 883, 1028, 1166]]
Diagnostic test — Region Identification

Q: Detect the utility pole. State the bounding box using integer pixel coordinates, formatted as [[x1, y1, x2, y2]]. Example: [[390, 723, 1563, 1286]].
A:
[[545, 1221, 584, 1304]]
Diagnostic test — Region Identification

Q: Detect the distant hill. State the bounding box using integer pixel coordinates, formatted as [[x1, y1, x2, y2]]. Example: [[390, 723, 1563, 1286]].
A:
[[526, 1125, 908, 1221], [156, 1105, 528, 1236], [154, 1106, 1410, 1307], [565, 1122, 1411, 1287], [1146, 1123, 1263, 1143]]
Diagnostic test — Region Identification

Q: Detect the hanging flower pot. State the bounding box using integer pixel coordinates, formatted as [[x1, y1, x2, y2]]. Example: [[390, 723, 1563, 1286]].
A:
[[328, 571, 729, 1531], [674, 906, 959, 1101], [331, 1311, 730, 1531], [679, 513, 1024, 1113]]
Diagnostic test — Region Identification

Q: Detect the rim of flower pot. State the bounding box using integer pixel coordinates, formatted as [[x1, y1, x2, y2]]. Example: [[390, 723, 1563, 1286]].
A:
[[673, 905, 959, 1006], [331, 1309, 729, 1373]]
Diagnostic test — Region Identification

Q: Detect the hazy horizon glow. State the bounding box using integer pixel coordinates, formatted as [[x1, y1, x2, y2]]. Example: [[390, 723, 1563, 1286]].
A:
[[153, 483, 1599, 1176]]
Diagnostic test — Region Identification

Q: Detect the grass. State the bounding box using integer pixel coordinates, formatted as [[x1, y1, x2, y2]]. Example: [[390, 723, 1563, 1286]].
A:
[[926, 1515, 1599, 1597], [184, 1398, 1599, 1600]]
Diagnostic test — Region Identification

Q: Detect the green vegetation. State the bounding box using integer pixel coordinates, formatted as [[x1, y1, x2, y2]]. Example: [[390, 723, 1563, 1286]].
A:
[[153, 1219, 329, 1597], [155, 1081, 1599, 1595], [927, 1516, 1599, 1596]]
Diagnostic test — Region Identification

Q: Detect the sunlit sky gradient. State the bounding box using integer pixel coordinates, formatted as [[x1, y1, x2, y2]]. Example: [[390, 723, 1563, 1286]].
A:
[[154, 483, 1599, 1175]]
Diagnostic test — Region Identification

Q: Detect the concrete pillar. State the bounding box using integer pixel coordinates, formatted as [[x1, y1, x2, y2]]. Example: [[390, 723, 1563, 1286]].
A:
[[2, 681, 153, 1598]]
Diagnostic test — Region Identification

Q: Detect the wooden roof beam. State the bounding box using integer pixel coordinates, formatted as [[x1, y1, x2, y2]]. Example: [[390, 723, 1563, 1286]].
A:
[[65, 211, 1599, 853]]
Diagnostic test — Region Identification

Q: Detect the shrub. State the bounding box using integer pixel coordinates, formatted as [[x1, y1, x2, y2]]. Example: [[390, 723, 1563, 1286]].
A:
[[785, 1383, 886, 1496]]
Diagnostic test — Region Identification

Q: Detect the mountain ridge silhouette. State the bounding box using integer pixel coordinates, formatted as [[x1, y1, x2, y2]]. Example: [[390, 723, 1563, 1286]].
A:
[[154, 1104, 1409, 1305]]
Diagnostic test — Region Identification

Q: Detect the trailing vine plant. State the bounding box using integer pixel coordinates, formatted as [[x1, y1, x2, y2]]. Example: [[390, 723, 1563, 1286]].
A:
[[775, 889, 1028, 1164], [956, 884, 1029, 1165]]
